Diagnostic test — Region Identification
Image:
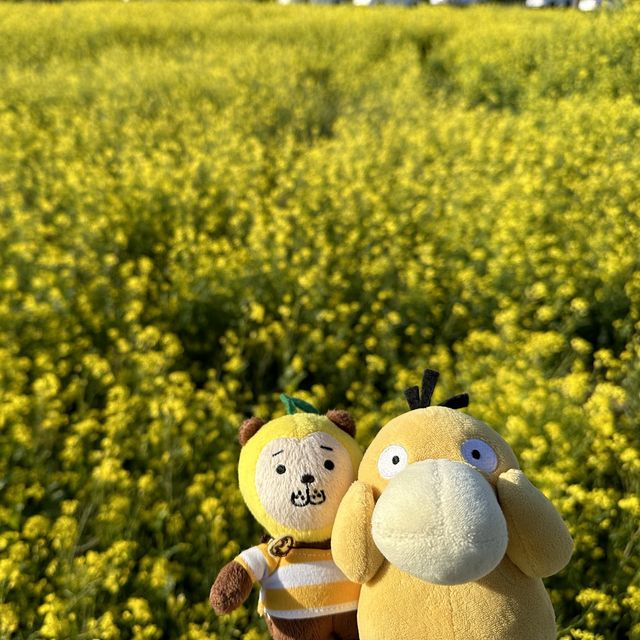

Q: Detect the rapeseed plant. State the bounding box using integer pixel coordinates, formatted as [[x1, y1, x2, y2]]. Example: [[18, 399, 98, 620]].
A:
[[0, 3, 639, 638]]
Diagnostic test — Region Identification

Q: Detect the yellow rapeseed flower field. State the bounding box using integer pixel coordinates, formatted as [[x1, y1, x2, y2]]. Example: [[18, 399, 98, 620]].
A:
[[0, 2, 639, 638]]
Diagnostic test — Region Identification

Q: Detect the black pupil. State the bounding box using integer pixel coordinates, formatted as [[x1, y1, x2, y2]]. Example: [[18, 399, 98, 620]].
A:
[[471, 449, 481, 460], [324, 460, 334, 470], [392, 455, 400, 465], [276, 464, 286, 474]]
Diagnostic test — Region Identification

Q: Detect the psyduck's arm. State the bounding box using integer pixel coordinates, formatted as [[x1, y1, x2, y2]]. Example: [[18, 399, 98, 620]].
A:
[[332, 481, 385, 583], [497, 469, 574, 578]]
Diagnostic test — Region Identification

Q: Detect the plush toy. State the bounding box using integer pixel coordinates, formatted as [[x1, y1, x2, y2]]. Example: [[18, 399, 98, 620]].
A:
[[210, 394, 363, 640], [332, 369, 573, 640]]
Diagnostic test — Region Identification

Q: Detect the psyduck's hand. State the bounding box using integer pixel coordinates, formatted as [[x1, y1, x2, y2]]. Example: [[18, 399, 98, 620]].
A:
[[332, 481, 384, 584], [497, 468, 574, 578]]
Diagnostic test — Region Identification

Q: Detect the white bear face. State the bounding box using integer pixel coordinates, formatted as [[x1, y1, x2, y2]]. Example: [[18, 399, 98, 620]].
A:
[[255, 432, 355, 533]]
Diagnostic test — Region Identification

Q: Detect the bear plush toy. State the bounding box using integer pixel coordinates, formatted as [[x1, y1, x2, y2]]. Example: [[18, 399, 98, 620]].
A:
[[210, 395, 363, 640], [331, 369, 574, 640]]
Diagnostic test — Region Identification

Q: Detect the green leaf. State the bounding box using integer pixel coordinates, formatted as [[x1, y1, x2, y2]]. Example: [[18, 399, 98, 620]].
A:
[[279, 393, 297, 415], [279, 393, 320, 415], [291, 397, 320, 415]]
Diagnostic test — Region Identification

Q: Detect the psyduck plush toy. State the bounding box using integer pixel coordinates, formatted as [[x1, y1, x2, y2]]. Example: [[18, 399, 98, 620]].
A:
[[210, 394, 362, 640], [332, 370, 573, 640]]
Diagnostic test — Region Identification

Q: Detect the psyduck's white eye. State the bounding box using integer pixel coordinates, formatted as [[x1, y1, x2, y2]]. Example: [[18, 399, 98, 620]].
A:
[[377, 445, 408, 479], [460, 438, 498, 473]]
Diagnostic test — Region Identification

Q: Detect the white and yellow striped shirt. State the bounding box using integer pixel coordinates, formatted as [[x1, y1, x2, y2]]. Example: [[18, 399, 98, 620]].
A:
[[235, 543, 360, 619]]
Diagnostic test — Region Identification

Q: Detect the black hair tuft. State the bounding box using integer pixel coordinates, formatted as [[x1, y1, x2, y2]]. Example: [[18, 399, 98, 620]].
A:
[[403, 369, 470, 411]]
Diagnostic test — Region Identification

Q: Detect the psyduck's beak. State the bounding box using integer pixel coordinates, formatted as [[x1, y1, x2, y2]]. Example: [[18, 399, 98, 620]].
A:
[[371, 459, 508, 585]]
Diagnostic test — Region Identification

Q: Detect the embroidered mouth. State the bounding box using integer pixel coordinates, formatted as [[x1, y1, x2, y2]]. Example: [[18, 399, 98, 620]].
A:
[[291, 485, 327, 507]]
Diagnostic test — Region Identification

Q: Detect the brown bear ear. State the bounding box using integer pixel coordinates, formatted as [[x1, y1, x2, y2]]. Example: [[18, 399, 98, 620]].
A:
[[239, 417, 267, 446], [326, 410, 356, 437]]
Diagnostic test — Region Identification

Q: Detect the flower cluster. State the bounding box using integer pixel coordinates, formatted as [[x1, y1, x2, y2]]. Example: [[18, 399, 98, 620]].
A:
[[1, 3, 639, 639]]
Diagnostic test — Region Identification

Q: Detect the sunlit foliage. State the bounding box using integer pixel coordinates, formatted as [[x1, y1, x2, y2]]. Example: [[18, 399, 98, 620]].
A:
[[0, 3, 639, 638]]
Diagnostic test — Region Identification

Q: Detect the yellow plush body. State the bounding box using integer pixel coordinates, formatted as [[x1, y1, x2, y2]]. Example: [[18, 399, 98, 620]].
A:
[[332, 377, 573, 640], [357, 557, 555, 639]]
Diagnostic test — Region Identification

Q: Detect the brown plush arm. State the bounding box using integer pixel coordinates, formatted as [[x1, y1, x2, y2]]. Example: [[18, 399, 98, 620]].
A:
[[332, 481, 385, 584], [209, 560, 254, 614], [497, 468, 574, 578]]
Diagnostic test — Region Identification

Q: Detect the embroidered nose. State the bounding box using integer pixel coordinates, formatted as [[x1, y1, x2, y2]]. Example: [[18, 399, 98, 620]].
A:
[[301, 474, 315, 484]]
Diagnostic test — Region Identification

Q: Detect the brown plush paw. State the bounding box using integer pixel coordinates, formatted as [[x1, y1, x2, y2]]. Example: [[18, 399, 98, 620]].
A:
[[209, 561, 254, 614]]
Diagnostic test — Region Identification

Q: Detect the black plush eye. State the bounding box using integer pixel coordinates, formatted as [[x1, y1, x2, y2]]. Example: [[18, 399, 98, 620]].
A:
[[392, 455, 400, 464], [324, 460, 334, 471], [276, 464, 286, 474]]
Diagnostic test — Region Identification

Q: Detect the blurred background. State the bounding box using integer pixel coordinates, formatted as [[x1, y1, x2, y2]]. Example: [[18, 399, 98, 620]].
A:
[[0, 2, 639, 638]]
